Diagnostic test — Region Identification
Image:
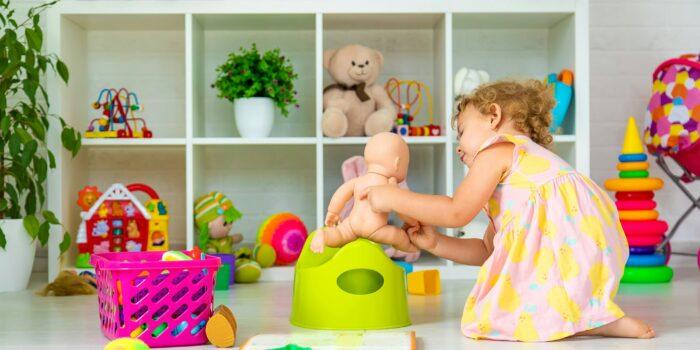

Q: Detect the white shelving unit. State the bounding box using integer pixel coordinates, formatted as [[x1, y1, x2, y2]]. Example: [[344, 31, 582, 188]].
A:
[[46, 0, 589, 281]]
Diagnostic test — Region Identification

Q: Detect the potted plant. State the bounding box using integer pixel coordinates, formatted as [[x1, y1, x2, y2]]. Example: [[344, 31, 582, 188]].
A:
[[212, 44, 298, 138], [0, 0, 82, 292]]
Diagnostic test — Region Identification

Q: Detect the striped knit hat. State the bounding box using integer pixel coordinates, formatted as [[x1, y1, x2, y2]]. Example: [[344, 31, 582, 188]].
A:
[[194, 192, 242, 248]]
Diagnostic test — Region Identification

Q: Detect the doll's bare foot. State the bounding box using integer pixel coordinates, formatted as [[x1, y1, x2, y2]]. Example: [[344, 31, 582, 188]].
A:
[[576, 316, 655, 339], [310, 230, 326, 253]]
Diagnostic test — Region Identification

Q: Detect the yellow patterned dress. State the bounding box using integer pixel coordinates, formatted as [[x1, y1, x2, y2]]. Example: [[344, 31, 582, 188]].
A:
[[461, 134, 628, 342]]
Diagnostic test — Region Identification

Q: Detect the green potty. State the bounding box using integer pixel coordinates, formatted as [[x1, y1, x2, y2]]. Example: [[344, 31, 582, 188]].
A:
[[290, 232, 411, 330]]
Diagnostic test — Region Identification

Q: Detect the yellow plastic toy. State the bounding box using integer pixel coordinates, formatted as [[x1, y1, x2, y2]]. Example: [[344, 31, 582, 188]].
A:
[[407, 269, 441, 295], [616, 161, 649, 171], [622, 117, 645, 154], [603, 178, 664, 192], [618, 210, 659, 221], [290, 231, 411, 330], [103, 338, 150, 350]]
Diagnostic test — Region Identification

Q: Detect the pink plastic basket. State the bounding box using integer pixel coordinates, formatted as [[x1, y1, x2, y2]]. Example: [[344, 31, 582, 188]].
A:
[[91, 251, 220, 348]]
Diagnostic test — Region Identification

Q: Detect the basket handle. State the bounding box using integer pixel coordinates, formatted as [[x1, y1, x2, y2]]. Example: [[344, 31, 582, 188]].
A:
[[652, 54, 700, 82]]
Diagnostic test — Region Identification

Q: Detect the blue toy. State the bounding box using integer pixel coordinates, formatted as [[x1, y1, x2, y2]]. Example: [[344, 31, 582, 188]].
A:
[[627, 253, 667, 267], [547, 70, 573, 133], [618, 153, 648, 162], [393, 260, 413, 274]]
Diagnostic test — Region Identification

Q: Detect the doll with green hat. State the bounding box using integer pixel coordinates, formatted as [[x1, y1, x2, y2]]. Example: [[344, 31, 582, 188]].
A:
[[195, 191, 243, 254]]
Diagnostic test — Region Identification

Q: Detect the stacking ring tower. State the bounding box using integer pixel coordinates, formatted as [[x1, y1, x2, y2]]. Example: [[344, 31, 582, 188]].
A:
[[604, 118, 673, 283]]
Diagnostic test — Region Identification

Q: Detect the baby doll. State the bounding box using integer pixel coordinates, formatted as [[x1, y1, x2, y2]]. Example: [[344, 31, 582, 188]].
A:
[[195, 192, 243, 254], [310, 132, 417, 253]]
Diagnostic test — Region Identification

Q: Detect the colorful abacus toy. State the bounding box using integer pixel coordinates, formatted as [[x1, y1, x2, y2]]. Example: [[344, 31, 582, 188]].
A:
[[604, 117, 673, 283], [384, 78, 441, 137], [86, 88, 153, 139]]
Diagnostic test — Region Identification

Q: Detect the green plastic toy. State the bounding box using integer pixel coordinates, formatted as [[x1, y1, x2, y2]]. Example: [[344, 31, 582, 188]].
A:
[[290, 231, 411, 330]]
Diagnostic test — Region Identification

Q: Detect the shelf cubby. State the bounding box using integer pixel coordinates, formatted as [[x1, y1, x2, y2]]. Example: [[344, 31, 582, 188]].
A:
[[192, 144, 317, 245], [59, 14, 186, 138], [191, 14, 317, 138]]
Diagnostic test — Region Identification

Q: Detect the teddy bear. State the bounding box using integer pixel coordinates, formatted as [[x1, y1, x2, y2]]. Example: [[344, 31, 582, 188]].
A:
[[453, 67, 490, 96], [322, 44, 396, 137]]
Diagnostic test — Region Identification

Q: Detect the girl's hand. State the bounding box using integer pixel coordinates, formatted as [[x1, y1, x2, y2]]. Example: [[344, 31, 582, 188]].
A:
[[406, 223, 440, 252], [359, 185, 395, 213]]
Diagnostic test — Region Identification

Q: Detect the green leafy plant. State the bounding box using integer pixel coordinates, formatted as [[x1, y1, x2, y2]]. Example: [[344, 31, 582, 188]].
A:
[[0, 0, 81, 254], [212, 44, 299, 117]]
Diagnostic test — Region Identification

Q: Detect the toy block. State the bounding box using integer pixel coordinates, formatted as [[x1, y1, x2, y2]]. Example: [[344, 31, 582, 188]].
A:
[[407, 269, 440, 295], [622, 117, 645, 155], [396, 124, 410, 137], [206, 305, 238, 348]]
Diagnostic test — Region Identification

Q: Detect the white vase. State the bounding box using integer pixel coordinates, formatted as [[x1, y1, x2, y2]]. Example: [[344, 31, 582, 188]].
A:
[[234, 97, 275, 138], [0, 219, 36, 292]]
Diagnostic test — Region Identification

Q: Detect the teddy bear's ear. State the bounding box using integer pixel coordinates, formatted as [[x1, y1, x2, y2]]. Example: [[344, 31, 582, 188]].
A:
[[323, 49, 337, 69], [374, 50, 384, 66]]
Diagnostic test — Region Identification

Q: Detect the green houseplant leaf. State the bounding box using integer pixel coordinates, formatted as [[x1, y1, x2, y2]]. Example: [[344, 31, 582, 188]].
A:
[[1, 0, 80, 255], [212, 44, 299, 117]]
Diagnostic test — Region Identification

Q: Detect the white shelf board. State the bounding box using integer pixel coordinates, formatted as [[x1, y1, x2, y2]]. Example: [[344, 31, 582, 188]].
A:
[[192, 137, 318, 145], [323, 136, 448, 145], [81, 138, 187, 146]]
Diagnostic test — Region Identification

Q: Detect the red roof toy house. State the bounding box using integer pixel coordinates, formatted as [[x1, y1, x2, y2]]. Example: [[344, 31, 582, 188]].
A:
[[75, 183, 169, 268]]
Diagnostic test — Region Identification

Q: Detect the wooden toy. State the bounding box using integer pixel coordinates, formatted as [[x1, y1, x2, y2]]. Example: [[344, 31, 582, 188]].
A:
[[385, 78, 441, 137], [241, 331, 416, 350], [86, 88, 153, 138], [206, 305, 238, 348], [75, 183, 169, 268], [257, 212, 308, 265], [407, 269, 441, 295]]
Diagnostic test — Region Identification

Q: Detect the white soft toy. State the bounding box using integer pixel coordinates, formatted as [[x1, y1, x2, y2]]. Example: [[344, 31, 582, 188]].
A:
[[454, 67, 490, 96]]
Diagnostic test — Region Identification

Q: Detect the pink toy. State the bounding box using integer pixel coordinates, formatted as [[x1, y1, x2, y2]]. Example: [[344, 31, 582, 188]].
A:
[[615, 200, 656, 211], [621, 220, 669, 237], [627, 235, 664, 247], [91, 251, 220, 347], [257, 213, 308, 265]]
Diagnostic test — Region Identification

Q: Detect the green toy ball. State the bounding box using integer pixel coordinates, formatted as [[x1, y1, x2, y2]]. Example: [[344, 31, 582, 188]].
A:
[[253, 243, 277, 268], [104, 338, 150, 350], [235, 246, 253, 259], [235, 258, 262, 283]]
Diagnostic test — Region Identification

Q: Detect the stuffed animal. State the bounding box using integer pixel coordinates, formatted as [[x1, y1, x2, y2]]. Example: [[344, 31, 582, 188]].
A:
[[322, 44, 397, 137], [454, 67, 490, 96]]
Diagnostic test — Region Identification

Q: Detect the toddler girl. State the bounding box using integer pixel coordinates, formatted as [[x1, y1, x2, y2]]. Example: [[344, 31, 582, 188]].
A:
[[362, 80, 654, 341]]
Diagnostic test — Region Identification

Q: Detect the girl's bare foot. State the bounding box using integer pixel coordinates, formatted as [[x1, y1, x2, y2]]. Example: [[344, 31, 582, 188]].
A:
[[576, 316, 655, 339]]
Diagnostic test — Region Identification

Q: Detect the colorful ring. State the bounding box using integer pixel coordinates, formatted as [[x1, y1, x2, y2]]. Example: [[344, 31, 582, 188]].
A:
[[617, 161, 649, 171], [629, 246, 656, 254], [626, 235, 663, 246], [615, 191, 654, 200], [621, 266, 673, 283], [604, 178, 663, 192], [619, 170, 649, 178], [618, 153, 648, 162], [621, 220, 668, 236], [618, 210, 659, 221], [626, 253, 666, 267], [616, 200, 656, 211]]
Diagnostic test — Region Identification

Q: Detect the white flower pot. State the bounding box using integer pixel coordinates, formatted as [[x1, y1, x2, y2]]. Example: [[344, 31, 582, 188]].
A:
[[234, 97, 275, 138], [0, 219, 36, 292]]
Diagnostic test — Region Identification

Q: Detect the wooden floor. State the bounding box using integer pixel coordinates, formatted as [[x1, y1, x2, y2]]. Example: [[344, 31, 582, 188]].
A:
[[1, 244, 698, 350]]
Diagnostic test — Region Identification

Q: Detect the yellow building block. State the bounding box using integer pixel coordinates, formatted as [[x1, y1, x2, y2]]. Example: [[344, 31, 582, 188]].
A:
[[407, 270, 441, 295]]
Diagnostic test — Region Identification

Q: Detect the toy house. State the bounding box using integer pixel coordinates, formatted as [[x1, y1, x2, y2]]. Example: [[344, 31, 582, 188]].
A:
[[75, 183, 169, 268]]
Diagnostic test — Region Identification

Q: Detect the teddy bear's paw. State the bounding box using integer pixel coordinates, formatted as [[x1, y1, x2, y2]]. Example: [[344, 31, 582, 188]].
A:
[[364, 110, 394, 136], [322, 107, 349, 137]]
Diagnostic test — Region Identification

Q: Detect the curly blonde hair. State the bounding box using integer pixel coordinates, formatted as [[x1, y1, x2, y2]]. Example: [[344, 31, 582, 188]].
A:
[[454, 79, 555, 146]]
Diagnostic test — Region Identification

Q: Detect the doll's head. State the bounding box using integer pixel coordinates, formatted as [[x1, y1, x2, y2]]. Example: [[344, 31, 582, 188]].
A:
[[194, 192, 242, 247], [364, 132, 410, 182], [453, 80, 554, 166]]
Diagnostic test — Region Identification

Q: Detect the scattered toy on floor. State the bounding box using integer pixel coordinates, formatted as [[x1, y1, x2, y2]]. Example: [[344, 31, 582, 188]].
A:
[[407, 269, 441, 295], [37, 270, 97, 296], [206, 305, 238, 348], [103, 338, 150, 350]]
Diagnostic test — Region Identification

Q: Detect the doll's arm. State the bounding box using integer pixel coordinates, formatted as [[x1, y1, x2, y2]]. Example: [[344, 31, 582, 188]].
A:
[[365, 143, 512, 228], [326, 178, 358, 226]]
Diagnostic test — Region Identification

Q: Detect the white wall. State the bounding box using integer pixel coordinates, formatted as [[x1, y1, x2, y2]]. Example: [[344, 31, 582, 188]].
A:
[[590, 0, 700, 242]]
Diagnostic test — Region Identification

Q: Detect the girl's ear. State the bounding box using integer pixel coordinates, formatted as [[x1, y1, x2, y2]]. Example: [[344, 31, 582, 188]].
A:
[[488, 103, 502, 129]]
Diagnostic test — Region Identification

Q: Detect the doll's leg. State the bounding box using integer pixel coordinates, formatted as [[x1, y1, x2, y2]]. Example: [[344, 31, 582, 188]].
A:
[[310, 220, 356, 253], [368, 225, 418, 253]]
